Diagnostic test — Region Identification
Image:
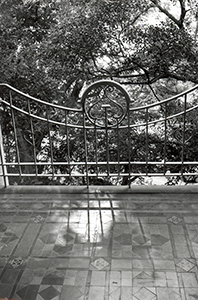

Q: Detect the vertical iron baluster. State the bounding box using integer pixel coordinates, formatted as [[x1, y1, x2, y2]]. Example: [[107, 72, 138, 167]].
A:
[[46, 105, 55, 177], [181, 94, 187, 176], [163, 102, 168, 175], [65, 111, 71, 179], [103, 105, 110, 177], [94, 123, 99, 179], [87, 198, 90, 241], [117, 121, 121, 181], [127, 105, 131, 188], [10, 91, 22, 177], [0, 124, 9, 187], [27, 98, 38, 177], [145, 107, 149, 176], [83, 112, 89, 188]]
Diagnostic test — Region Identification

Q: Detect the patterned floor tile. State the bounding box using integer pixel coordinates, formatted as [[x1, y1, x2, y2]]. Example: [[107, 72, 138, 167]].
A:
[[150, 234, 169, 246], [39, 285, 61, 300], [176, 258, 196, 272], [133, 287, 157, 300], [0, 283, 13, 298], [132, 234, 150, 245], [0, 223, 7, 232], [1, 192, 198, 300], [41, 269, 65, 285], [60, 286, 84, 300], [32, 215, 44, 223], [133, 271, 155, 287], [91, 257, 110, 270], [39, 233, 58, 244], [185, 288, 198, 300], [109, 287, 121, 300], [168, 288, 182, 300], [179, 273, 198, 288], [8, 256, 26, 269], [132, 246, 152, 259], [88, 286, 105, 300], [16, 284, 40, 300], [167, 216, 183, 225]]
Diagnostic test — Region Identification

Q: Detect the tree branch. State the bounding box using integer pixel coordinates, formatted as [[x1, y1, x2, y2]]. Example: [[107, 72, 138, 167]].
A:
[[150, 0, 185, 28], [178, 0, 187, 28]]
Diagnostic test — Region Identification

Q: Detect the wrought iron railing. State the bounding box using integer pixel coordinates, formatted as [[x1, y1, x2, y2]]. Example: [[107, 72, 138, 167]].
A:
[[0, 80, 198, 187]]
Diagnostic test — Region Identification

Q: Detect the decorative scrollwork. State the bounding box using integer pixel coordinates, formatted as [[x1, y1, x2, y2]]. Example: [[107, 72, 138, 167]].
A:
[[81, 80, 130, 128]]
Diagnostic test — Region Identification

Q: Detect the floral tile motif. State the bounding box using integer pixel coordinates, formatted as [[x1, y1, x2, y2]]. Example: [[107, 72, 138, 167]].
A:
[[176, 258, 196, 272], [32, 215, 44, 223], [167, 216, 183, 225], [9, 256, 26, 268], [91, 257, 110, 270]]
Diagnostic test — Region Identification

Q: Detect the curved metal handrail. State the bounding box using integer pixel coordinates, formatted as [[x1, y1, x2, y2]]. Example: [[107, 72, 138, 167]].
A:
[[1, 81, 198, 112], [1, 80, 198, 129], [0, 83, 82, 112], [130, 84, 198, 111]]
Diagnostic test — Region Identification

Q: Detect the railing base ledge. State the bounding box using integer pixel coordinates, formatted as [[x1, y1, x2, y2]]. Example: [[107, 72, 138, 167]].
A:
[[0, 185, 198, 194]]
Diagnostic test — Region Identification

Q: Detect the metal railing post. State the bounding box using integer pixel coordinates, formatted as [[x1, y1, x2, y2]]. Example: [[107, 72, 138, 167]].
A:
[[0, 124, 9, 187]]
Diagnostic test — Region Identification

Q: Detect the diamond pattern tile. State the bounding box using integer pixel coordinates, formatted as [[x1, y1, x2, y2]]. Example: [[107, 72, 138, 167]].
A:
[[39, 285, 60, 300], [62, 233, 75, 243], [151, 234, 169, 246], [91, 258, 110, 270], [167, 216, 183, 225], [176, 258, 196, 272]]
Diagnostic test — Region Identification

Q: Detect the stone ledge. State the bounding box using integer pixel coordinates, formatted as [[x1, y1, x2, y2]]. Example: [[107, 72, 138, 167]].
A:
[[0, 184, 198, 194]]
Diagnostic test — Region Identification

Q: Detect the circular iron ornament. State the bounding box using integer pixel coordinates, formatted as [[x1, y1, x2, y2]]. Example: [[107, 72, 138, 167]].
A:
[[81, 80, 131, 128]]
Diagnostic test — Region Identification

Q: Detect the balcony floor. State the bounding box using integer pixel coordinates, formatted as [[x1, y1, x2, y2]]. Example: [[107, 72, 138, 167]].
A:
[[0, 186, 198, 300]]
